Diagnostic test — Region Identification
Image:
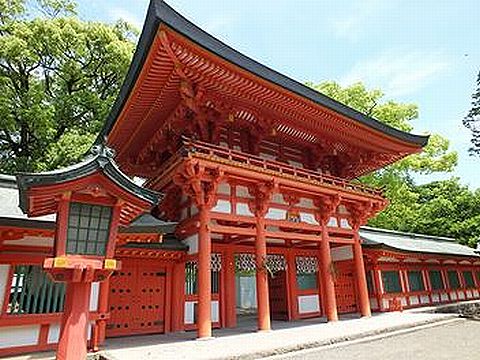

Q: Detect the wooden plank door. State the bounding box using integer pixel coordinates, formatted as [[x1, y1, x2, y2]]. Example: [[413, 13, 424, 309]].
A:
[[106, 259, 166, 337], [334, 263, 357, 314], [268, 270, 289, 320]]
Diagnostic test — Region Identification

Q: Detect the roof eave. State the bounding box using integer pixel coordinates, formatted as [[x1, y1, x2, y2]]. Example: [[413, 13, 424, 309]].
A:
[[16, 154, 162, 215], [99, 0, 429, 149]]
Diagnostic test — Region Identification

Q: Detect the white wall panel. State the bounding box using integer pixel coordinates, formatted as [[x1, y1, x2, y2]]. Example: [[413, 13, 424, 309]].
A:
[[211, 301, 219, 323], [298, 295, 320, 314], [420, 295, 430, 304], [331, 246, 353, 261], [183, 234, 199, 255], [265, 208, 286, 220], [0, 265, 10, 311], [89, 282, 99, 311], [300, 212, 318, 225], [48, 324, 60, 344], [409, 296, 419, 305], [236, 203, 253, 216], [0, 325, 40, 348], [184, 301, 195, 325], [212, 199, 231, 214]]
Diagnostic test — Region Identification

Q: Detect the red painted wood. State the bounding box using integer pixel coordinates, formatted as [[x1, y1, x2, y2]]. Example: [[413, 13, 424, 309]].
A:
[[320, 224, 338, 321], [197, 205, 212, 338], [106, 258, 166, 337], [57, 281, 92, 360], [224, 248, 237, 328], [334, 262, 357, 314], [268, 270, 289, 321], [170, 262, 186, 332]]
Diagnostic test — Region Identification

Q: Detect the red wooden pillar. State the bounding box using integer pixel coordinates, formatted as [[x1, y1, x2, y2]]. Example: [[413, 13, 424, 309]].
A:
[[57, 281, 92, 360], [171, 261, 186, 332], [224, 248, 237, 328], [373, 264, 384, 311], [319, 223, 338, 322], [197, 205, 212, 338], [286, 250, 299, 320], [92, 279, 110, 350], [255, 214, 271, 331], [248, 182, 276, 331], [353, 235, 371, 317], [422, 269, 432, 303]]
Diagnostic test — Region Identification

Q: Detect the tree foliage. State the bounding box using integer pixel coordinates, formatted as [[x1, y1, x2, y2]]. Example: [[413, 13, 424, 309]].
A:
[[309, 82, 480, 246], [0, 0, 137, 172], [464, 70, 480, 155]]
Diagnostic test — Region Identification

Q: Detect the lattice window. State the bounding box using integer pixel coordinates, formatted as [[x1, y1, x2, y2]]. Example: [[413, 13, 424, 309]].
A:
[[429, 270, 444, 290], [382, 271, 402, 293], [267, 254, 287, 273], [463, 271, 475, 288], [408, 271, 425, 292], [235, 253, 287, 275], [236, 253, 256, 273], [295, 256, 318, 290], [447, 270, 460, 289], [296, 256, 318, 274], [185, 254, 221, 295], [67, 202, 112, 256], [7, 265, 65, 315]]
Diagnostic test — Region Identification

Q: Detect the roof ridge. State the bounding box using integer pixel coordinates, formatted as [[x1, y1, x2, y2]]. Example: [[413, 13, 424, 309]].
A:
[[360, 226, 456, 242]]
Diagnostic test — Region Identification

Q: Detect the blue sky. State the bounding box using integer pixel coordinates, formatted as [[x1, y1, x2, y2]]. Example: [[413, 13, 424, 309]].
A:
[[77, 0, 480, 188]]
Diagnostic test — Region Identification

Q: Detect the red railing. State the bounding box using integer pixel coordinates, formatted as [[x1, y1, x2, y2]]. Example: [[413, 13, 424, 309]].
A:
[[178, 138, 383, 197]]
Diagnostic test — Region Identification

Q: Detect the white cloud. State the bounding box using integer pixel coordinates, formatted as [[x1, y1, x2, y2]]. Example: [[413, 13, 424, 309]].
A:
[[107, 7, 143, 28], [203, 15, 235, 34], [329, 0, 392, 41], [340, 49, 450, 97]]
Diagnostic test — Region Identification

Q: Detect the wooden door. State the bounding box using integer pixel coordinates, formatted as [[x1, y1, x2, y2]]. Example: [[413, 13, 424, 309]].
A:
[[107, 259, 166, 337], [268, 271, 289, 320], [334, 263, 357, 314]]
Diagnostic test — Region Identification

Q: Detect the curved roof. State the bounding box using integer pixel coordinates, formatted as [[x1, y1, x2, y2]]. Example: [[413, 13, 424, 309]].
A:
[[99, 0, 428, 148], [16, 145, 161, 216]]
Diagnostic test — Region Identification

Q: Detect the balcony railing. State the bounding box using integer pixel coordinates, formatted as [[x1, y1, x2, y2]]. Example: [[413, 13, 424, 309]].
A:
[[174, 138, 383, 198]]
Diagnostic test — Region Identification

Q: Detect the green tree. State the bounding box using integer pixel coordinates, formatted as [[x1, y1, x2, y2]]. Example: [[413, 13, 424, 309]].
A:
[[411, 179, 480, 247], [307, 81, 463, 238], [0, 0, 137, 172], [464, 70, 480, 155]]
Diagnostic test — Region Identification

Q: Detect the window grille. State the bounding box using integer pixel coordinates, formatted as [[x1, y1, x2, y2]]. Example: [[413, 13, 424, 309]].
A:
[[408, 271, 425, 292], [463, 271, 475, 288], [66, 202, 112, 256], [382, 271, 402, 293], [428, 270, 444, 290], [295, 256, 318, 290], [185, 254, 221, 295], [7, 265, 65, 315], [447, 270, 460, 289]]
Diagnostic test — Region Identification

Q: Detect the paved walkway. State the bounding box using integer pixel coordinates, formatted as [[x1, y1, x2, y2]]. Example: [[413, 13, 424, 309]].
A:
[[267, 318, 476, 360], [100, 311, 457, 360]]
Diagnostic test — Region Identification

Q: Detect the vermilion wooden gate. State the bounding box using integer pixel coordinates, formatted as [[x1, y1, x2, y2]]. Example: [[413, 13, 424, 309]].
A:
[[334, 263, 357, 314], [268, 270, 289, 320], [106, 258, 166, 337]]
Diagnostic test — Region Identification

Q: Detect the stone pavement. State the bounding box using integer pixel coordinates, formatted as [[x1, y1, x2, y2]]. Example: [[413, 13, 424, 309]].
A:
[[100, 311, 458, 360]]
